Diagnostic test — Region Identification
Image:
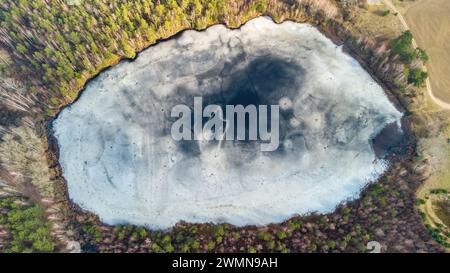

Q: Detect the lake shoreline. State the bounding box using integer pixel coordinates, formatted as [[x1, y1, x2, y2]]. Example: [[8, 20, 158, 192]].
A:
[[39, 15, 442, 252], [47, 16, 410, 224]]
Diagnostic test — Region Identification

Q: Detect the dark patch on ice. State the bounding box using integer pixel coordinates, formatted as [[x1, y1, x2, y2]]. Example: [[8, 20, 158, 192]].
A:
[[167, 55, 306, 157], [371, 121, 410, 159]]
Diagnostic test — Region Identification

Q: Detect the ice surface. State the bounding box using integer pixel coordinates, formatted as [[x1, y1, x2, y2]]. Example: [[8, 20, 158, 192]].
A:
[[52, 17, 403, 229]]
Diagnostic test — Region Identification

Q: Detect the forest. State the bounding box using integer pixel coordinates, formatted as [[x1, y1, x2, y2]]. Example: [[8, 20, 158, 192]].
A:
[[0, 0, 339, 108], [0, 1, 427, 110]]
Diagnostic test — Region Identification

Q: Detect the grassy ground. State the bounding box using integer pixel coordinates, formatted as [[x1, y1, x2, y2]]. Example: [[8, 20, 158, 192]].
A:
[[417, 128, 450, 197], [394, 0, 450, 208], [363, 0, 450, 249], [434, 199, 450, 227], [356, 2, 404, 40], [386, 0, 450, 249]]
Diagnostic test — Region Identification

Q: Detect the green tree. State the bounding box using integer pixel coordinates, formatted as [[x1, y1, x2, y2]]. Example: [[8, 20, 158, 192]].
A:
[[390, 31, 415, 64], [0, 197, 56, 253], [407, 68, 428, 87]]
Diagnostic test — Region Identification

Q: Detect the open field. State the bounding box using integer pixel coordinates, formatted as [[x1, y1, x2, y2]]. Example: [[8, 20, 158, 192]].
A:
[[403, 0, 450, 103], [356, 2, 403, 40]]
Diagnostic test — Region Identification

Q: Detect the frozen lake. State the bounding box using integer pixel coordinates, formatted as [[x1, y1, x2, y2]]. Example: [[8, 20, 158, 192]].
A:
[[53, 17, 403, 229]]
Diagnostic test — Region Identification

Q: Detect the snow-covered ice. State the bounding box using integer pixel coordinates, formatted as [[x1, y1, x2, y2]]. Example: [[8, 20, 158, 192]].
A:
[[52, 17, 403, 229]]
